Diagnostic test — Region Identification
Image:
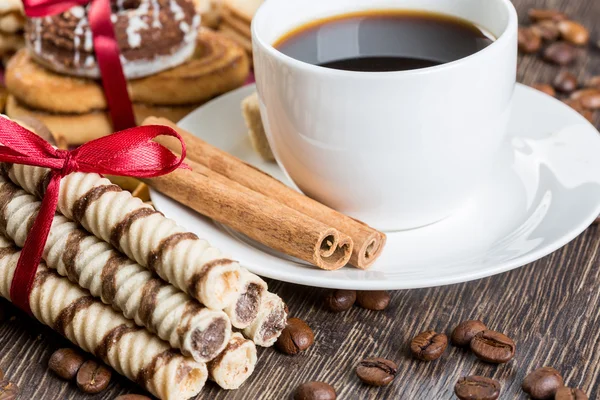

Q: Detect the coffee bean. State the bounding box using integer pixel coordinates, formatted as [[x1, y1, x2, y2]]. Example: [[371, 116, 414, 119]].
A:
[[531, 84, 556, 97], [48, 348, 85, 380], [579, 91, 600, 109], [410, 330, 448, 361], [115, 395, 153, 400], [355, 290, 390, 311], [543, 42, 577, 65], [553, 71, 578, 93], [454, 376, 501, 400], [586, 76, 600, 89], [555, 387, 588, 400], [293, 381, 336, 400], [76, 360, 111, 394], [324, 289, 356, 312], [522, 367, 564, 399], [276, 318, 314, 355], [518, 27, 542, 54], [531, 20, 560, 42], [0, 380, 19, 400], [558, 20, 590, 46], [528, 8, 568, 23], [451, 320, 487, 347], [470, 330, 515, 363], [563, 99, 595, 122], [355, 357, 397, 386]]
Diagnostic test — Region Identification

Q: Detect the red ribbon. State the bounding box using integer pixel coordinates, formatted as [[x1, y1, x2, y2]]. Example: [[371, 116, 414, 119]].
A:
[[0, 117, 187, 314], [23, 0, 136, 131]]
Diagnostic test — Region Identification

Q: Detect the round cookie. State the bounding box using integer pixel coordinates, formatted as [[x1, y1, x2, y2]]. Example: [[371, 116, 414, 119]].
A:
[[0, 0, 22, 14], [25, 0, 200, 79], [6, 95, 199, 145], [0, 12, 25, 34], [7, 30, 249, 113]]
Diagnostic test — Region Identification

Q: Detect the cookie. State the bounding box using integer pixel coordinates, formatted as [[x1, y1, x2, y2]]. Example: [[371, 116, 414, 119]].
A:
[[6, 95, 200, 145], [219, 22, 252, 53], [242, 92, 274, 161], [221, 7, 251, 38], [0, 31, 23, 55], [25, 0, 200, 79], [0, 12, 25, 34], [0, 0, 22, 15], [7, 30, 249, 113]]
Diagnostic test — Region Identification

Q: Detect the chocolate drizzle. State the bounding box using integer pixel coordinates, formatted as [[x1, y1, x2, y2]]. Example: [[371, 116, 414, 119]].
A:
[[35, 171, 52, 198], [100, 253, 128, 304], [0, 184, 19, 235], [54, 295, 94, 336], [138, 278, 163, 330], [0, 163, 13, 178], [95, 323, 141, 361], [110, 207, 158, 250], [187, 258, 233, 296], [147, 232, 198, 272], [62, 229, 87, 282], [72, 184, 122, 223], [136, 349, 178, 388]]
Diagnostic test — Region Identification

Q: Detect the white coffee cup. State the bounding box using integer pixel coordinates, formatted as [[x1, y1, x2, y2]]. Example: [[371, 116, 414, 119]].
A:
[[252, 0, 518, 231]]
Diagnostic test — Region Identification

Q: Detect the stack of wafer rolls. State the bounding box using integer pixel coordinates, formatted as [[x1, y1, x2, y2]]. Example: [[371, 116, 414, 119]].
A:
[[219, 0, 262, 61], [0, 0, 24, 63], [1, 161, 287, 346], [0, 235, 208, 400], [6, 2, 249, 145]]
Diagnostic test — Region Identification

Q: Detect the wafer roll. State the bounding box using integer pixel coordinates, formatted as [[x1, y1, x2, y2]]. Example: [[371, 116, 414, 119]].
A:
[[224, 268, 267, 329], [208, 332, 257, 390], [0, 236, 207, 400], [0, 177, 232, 363], [242, 292, 287, 347], [2, 164, 241, 310]]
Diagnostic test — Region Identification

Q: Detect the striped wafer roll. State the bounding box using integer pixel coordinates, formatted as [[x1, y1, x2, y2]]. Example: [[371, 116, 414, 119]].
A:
[[225, 268, 267, 329], [207, 332, 257, 390], [0, 236, 207, 400], [2, 164, 243, 311], [0, 177, 232, 363], [243, 292, 288, 347]]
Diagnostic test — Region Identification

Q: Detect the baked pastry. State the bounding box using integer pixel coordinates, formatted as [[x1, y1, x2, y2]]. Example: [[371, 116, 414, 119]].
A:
[[25, 0, 200, 79], [223, 0, 262, 23], [7, 30, 249, 113], [242, 92, 274, 161]]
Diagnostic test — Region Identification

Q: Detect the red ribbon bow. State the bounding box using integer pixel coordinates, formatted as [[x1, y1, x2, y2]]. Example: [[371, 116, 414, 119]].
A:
[[0, 117, 187, 314], [23, 0, 136, 131]]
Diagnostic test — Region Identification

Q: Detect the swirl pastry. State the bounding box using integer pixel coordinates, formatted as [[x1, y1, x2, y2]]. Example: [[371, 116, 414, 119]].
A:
[[0, 176, 233, 363], [0, 235, 207, 400], [25, 0, 200, 79]]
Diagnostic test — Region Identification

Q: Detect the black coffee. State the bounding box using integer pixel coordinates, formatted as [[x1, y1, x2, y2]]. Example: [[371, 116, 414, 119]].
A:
[[274, 10, 494, 72]]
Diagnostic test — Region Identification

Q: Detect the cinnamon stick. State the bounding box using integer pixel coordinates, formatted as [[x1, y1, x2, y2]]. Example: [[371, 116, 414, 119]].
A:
[[141, 159, 353, 271], [144, 117, 386, 269]]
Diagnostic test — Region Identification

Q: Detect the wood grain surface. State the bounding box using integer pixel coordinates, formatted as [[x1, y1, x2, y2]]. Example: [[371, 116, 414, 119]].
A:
[[2, 0, 600, 399]]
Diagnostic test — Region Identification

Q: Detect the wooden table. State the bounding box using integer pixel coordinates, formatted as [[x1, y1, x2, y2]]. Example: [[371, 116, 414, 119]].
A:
[[2, 0, 600, 399]]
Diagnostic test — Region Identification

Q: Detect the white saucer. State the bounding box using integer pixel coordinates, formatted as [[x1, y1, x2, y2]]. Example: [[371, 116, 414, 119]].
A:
[[151, 84, 600, 290]]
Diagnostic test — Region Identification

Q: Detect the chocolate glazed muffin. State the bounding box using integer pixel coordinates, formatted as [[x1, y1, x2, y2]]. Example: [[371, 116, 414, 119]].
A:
[[25, 0, 200, 79]]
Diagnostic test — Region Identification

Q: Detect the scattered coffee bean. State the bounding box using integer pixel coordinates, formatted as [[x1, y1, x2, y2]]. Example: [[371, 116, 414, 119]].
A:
[[293, 381, 336, 400], [276, 318, 314, 355], [454, 376, 501, 400], [528, 8, 567, 23], [48, 348, 85, 380], [355, 290, 390, 311], [324, 289, 356, 312], [76, 360, 111, 394], [470, 330, 515, 363], [410, 330, 448, 361], [563, 99, 595, 122], [531, 20, 560, 42], [553, 71, 578, 93], [355, 357, 397, 387], [579, 91, 600, 109], [451, 320, 487, 347], [586, 76, 600, 89], [558, 20, 590, 46], [522, 366, 564, 399], [0, 380, 18, 400], [518, 27, 542, 53], [532, 83, 556, 97], [555, 387, 588, 400], [543, 42, 577, 65], [115, 395, 153, 400]]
